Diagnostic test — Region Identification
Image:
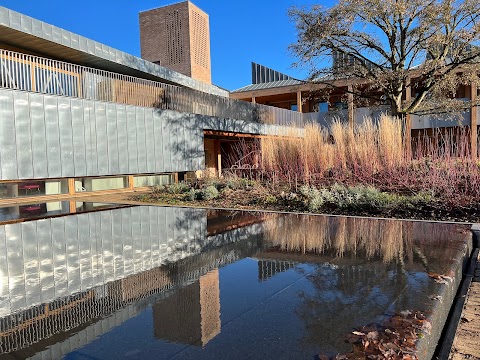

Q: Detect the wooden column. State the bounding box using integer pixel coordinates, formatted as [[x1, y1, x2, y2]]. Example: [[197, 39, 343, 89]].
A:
[[347, 85, 354, 127], [405, 78, 412, 157], [252, 96, 256, 104], [296, 91, 303, 113], [215, 140, 222, 177], [128, 175, 135, 190], [67, 178, 75, 195], [471, 82, 478, 158]]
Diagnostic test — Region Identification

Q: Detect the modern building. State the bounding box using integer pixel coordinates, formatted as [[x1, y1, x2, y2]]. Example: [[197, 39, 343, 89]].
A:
[[231, 62, 480, 154], [0, 4, 303, 205]]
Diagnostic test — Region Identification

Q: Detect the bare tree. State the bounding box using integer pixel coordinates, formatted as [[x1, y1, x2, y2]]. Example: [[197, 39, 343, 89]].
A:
[[289, 0, 480, 118]]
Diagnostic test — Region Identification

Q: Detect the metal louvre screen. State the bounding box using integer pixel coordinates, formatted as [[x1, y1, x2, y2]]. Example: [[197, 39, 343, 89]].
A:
[[0, 49, 304, 128]]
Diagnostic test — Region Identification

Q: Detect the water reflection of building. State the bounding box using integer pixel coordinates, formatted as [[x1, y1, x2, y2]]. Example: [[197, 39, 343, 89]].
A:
[[153, 270, 220, 346], [257, 260, 296, 282], [0, 207, 264, 358]]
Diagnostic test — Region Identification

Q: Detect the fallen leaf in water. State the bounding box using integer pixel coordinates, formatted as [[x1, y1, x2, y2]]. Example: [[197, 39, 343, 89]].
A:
[[352, 331, 366, 336]]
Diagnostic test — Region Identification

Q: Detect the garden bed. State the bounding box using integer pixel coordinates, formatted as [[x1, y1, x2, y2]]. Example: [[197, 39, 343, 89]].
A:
[[132, 178, 480, 223]]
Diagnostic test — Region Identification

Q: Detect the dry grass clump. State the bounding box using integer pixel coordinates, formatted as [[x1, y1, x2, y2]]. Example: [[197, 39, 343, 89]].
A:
[[258, 115, 480, 204]]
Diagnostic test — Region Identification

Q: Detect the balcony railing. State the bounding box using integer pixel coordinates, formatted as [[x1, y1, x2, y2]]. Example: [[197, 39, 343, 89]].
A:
[[0, 49, 304, 128]]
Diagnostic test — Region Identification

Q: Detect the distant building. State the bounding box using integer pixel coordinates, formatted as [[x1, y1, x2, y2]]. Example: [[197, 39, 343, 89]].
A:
[[140, 1, 212, 84]]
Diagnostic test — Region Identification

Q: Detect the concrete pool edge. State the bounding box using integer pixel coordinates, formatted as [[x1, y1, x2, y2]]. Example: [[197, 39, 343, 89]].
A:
[[434, 224, 480, 359]]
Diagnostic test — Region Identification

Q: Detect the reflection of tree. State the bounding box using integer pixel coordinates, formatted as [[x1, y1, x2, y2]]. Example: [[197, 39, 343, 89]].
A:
[[295, 261, 409, 354], [260, 213, 470, 355]]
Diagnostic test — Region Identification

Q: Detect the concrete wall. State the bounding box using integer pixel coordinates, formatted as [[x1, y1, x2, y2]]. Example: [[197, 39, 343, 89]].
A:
[[411, 110, 471, 130], [0, 88, 204, 180]]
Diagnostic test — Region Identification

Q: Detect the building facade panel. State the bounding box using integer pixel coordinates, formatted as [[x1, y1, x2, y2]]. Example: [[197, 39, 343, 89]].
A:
[[13, 91, 34, 180], [126, 106, 139, 174], [44, 95, 62, 178], [144, 110, 155, 173], [71, 98, 87, 177], [83, 100, 98, 176], [106, 102, 120, 175], [94, 102, 109, 176], [0, 90, 16, 179], [115, 105, 129, 175], [58, 97, 75, 177], [135, 107, 148, 174], [0, 88, 207, 181]]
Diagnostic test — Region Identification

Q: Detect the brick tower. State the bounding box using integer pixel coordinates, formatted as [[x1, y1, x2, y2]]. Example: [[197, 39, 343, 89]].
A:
[[139, 1, 212, 84]]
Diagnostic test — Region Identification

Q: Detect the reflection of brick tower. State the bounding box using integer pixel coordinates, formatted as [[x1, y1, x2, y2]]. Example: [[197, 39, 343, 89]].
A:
[[153, 270, 220, 346], [139, 1, 212, 84]]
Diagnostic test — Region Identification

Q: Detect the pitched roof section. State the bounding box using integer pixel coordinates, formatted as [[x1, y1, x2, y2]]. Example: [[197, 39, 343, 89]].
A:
[[232, 79, 304, 93], [0, 6, 228, 97], [231, 62, 303, 93], [252, 62, 295, 84]]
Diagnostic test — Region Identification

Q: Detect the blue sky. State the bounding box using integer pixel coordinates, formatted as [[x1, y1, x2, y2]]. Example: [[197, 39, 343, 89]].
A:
[[0, 0, 325, 91]]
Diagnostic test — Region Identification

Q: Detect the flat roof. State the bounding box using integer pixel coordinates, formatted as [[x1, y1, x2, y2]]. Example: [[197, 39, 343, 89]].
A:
[[0, 6, 228, 97]]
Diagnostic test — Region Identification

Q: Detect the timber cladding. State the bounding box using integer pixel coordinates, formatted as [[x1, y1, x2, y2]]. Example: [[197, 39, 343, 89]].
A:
[[139, 1, 211, 84]]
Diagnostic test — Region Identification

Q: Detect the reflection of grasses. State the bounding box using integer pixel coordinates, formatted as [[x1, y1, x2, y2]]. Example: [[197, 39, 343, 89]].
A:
[[263, 213, 469, 265]]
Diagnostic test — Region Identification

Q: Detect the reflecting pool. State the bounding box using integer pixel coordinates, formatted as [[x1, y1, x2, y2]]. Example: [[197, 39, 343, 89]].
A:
[[0, 205, 472, 359]]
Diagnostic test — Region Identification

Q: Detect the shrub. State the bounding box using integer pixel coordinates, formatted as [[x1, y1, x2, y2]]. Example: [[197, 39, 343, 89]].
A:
[[166, 182, 191, 194], [300, 184, 430, 212], [264, 194, 277, 205], [185, 188, 197, 201], [225, 176, 256, 190], [151, 185, 166, 194], [198, 185, 220, 200]]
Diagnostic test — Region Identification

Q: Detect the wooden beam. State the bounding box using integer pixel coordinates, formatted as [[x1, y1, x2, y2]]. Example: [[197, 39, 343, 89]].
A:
[[203, 130, 301, 140], [471, 82, 477, 158]]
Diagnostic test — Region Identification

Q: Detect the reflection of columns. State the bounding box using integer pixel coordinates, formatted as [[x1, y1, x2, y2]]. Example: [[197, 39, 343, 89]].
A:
[[471, 82, 477, 158], [6, 184, 19, 215], [296, 91, 303, 113], [153, 269, 221, 346], [347, 85, 354, 127], [6, 183, 18, 198]]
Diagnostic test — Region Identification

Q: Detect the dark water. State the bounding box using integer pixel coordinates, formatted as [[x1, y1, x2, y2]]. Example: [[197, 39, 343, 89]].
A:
[[0, 205, 471, 359]]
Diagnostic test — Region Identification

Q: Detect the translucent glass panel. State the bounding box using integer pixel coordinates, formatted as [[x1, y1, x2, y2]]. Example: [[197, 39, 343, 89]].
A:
[[133, 174, 173, 187], [0, 180, 68, 199]]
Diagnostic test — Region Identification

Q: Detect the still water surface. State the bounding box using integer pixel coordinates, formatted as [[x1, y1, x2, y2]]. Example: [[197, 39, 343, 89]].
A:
[[0, 205, 471, 359]]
